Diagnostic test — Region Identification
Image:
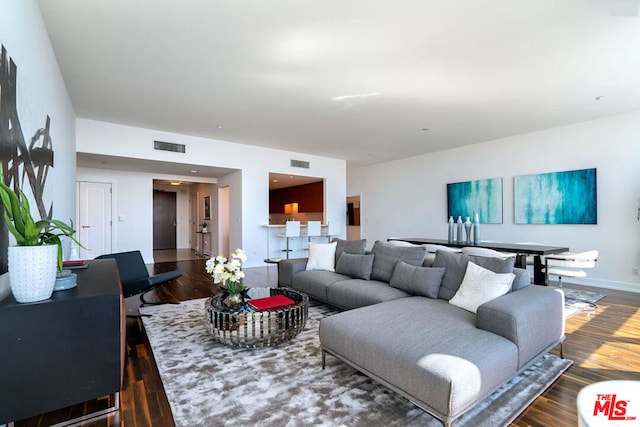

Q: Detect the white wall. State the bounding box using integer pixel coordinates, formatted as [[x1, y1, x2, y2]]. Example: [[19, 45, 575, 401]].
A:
[[76, 168, 218, 263], [0, 0, 76, 261], [76, 168, 152, 261], [348, 111, 640, 292], [76, 119, 347, 266], [175, 188, 191, 249]]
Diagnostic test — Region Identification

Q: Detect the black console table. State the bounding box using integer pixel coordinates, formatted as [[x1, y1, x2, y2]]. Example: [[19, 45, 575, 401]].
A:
[[0, 259, 124, 424], [388, 237, 569, 285]]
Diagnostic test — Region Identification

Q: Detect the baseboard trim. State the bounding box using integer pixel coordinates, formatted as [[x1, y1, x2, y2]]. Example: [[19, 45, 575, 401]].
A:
[[560, 277, 640, 294]]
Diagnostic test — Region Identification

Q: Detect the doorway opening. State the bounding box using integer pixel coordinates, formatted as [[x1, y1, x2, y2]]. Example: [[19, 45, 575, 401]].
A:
[[346, 195, 361, 240], [153, 180, 208, 262], [268, 173, 324, 225], [153, 190, 177, 250]]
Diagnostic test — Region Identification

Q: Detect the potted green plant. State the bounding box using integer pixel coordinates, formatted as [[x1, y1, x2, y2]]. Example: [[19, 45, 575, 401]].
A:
[[0, 174, 81, 303]]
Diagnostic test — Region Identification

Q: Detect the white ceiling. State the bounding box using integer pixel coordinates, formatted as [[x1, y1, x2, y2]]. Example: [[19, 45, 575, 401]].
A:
[[269, 173, 322, 190], [38, 0, 640, 168]]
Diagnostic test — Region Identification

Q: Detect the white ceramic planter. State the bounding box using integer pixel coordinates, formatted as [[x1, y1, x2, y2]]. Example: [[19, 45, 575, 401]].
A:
[[8, 244, 58, 303]]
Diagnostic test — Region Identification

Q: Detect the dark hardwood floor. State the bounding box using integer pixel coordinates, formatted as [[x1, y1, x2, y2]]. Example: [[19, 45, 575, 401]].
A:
[[15, 255, 640, 427]]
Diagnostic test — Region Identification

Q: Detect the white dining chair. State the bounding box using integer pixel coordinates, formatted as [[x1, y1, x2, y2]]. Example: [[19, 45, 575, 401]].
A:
[[543, 250, 598, 287]]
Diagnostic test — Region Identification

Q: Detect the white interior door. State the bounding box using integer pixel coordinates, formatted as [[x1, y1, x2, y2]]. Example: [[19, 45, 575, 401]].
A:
[[77, 181, 112, 259]]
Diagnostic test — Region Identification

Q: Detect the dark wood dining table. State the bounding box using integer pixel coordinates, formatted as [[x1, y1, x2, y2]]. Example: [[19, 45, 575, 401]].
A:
[[387, 237, 569, 285]]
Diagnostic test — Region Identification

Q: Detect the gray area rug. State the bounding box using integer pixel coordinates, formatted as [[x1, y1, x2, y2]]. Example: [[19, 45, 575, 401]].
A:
[[141, 298, 572, 427]]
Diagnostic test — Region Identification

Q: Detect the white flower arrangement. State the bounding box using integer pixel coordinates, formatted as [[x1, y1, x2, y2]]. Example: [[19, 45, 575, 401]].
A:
[[205, 248, 247, 294]]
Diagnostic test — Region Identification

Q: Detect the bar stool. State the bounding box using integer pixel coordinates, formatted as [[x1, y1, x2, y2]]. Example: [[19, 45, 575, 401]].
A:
[[306, 221, 322, 244], [322, 221, 335, 242], [277, 221, 300, 259]]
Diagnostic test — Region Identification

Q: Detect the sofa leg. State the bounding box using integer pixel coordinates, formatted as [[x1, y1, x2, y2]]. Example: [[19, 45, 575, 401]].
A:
[[560, 342, 565, 359], [322, 350, 326, 370]]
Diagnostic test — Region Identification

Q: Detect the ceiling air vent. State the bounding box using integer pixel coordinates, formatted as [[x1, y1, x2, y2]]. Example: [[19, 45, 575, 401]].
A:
[[290, 159, 310, 169], [154, 140, 186, 153]]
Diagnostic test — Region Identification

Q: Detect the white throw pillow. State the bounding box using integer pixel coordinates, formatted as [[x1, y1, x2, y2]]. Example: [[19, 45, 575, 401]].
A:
[[306, 242, 337, 272], [449, 261, 515, 313]]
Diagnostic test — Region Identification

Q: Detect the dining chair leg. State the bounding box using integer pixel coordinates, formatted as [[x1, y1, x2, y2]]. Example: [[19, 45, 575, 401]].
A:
[[544, 258, 549, 286]]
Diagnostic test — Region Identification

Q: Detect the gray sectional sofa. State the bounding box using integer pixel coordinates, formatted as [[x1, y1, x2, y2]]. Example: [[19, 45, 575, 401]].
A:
[[278, 239, 565, 427]]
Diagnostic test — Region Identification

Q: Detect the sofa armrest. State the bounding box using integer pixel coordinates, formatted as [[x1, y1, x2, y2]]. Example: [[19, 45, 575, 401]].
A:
[[476, 285, 564, 369], [278, 258, 308, 287]]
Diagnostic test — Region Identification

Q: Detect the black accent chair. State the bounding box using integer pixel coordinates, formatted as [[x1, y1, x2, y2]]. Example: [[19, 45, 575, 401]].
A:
[[96, 250, 182, 315]]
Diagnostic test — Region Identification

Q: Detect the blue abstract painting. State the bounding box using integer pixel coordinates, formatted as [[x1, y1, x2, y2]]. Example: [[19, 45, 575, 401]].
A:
[[514, 168, 597, 224], [447, 178, 503, 224]]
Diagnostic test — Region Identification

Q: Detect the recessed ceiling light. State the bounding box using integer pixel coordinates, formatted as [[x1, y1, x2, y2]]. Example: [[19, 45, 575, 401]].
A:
[[170, 181, 181, 186], [595, 96, 604, 101], [216, 125, 223, 129], [191, 170, 198, 173], [273, 179, 279, 183]]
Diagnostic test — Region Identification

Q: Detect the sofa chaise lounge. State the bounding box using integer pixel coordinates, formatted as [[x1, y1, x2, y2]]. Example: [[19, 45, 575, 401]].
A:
[[278, 239, 565, 426]]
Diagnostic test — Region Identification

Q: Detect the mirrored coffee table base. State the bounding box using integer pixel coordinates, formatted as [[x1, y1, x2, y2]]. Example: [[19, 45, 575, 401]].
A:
[[205, 287, 308, 348]]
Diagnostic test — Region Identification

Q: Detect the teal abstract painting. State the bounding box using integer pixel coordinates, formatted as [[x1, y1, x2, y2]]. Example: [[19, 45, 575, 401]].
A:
[[514, 168, 597, 224], [447, 178, 503, 223]]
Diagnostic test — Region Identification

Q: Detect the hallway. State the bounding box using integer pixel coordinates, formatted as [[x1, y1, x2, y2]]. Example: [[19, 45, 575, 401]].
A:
[[153, 248, 205, 263]]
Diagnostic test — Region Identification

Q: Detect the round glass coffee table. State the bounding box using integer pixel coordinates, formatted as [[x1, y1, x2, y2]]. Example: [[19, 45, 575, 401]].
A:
[[205, 287, 308, 348]]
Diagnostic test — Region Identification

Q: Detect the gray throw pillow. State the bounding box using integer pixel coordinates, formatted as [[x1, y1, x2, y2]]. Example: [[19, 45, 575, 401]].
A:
[[370, 241, 427, 283], [434, 251, 515, 300], [389, 261, 445, 298], [511, 268, 530, 291], [335, 253, 375, 280], [332, 238, 366, 265]]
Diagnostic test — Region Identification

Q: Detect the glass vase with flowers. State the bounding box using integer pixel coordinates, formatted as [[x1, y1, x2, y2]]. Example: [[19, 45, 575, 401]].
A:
[[205, 248, 247, 306]]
